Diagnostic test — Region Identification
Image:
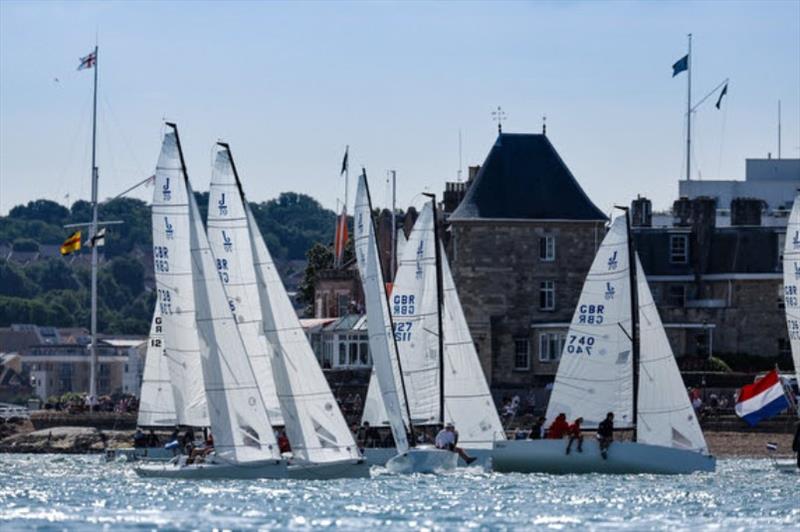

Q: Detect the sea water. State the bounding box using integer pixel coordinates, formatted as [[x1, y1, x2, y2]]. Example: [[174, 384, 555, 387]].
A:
[[0, 455, 797, 530]]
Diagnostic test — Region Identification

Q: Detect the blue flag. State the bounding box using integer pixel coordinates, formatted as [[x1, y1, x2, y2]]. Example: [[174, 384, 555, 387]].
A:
[[672, 54, 688, 77]]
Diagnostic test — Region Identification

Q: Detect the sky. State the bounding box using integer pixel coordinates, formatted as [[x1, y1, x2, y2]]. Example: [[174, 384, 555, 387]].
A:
[[0, 0, 798, 217]]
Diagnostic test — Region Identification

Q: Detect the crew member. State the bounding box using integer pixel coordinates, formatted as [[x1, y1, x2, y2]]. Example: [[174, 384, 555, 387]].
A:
[[435, 422, 477, 465], [597, 412, 614, 460], [565, 417, 584, 455]]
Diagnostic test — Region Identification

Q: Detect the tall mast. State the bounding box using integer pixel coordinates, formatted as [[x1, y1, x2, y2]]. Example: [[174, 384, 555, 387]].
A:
[[686, 33, 692, 181], [617, 206, 640, 441], [390, 170, 397, 279], [363, 171, 416, 446], [424, 193, 446, 425], [88, 45, 99, 401], [778, 100, 782, 160]]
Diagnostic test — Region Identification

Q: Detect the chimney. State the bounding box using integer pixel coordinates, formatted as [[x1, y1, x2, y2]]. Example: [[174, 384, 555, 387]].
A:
[[673, 197, 692, 227], [468, 165, 481, 183], [730, 197, 763, 226], [631, 195, 652, 227]]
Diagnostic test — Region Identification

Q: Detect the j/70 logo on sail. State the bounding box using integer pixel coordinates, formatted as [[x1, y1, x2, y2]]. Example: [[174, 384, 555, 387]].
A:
[[607, 251, 618, 270], [218, 193, 228, 215], [793, 230, 800, 249], [162, 178, 171, 201], [415, 240, 425, 280], [605, 282, 615, 300], [164, 217, 174, 240], [222, 230, 233, 252]]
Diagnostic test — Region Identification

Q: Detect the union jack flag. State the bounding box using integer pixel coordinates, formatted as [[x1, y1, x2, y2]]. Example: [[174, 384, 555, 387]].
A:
[[77, 51, 96, 71]]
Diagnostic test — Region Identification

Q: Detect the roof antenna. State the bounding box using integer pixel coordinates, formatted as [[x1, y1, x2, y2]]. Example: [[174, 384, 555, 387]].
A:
[[492, 106, 506, 134], [542, 115, 547, 136]]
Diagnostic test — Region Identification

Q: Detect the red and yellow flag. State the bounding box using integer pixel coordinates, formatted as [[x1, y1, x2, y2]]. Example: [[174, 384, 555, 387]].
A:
[[60, 231, 82, 256], [334, 211, 348, 265]]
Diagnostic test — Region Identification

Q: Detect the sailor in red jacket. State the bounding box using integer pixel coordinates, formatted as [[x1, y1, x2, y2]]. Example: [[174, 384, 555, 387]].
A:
[[565, 417, 584, 454], [547, 413, 569, 439]]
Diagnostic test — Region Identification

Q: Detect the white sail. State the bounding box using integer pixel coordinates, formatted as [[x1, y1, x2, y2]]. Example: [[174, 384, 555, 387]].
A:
[[441, 244, 506, 447], [783, 195, 800, 388], [246, 203, 361, 462], [361, 371, 390, 426], [395, 227, 408, 267], [136, 306, 178, 427], [206, 150, 284, 425], [636, 255, 708, 452], [546, 216, 634, 429], [355, 174, 410, 453], [151, 131, 209, 428], [391, 202, 440, 424]]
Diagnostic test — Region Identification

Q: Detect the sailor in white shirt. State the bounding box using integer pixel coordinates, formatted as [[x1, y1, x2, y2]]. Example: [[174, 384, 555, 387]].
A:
[[434, 422, 476, 465]]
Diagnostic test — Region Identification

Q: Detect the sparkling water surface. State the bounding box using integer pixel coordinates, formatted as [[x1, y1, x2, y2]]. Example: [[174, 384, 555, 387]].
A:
[[0, 455, 797, 530]]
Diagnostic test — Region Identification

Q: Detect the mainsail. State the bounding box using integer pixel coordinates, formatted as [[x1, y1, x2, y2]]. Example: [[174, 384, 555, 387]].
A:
[[390, 202, 440, 424], [136, 307, 178, 427], [151, 129, 209, 428], [206, 149, 284, 425], [154, 125, 279, 463], [783, 195, 800, 389], [546, 217, 634, 429], [355, 173, 411, 453]]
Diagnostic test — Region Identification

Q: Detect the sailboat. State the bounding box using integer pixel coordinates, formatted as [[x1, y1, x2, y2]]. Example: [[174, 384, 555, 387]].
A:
[[136, 124, 286, 479], [360, 199, 505, 466], [777, 194, 800, 473], [205, 143, 366, 479], [354, 172, 458, 474], [492, 211, 716, 474]]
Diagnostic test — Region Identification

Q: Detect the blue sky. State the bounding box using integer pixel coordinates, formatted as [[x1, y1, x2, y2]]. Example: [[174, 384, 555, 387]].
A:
[[1, 0, 798, 216]]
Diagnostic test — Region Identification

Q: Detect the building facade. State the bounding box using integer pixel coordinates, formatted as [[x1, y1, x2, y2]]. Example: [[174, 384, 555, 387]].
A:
[[446, 133, 607, 389]]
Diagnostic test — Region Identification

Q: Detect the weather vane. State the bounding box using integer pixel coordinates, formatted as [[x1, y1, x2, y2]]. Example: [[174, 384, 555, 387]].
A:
[[492, 106, 507, 134]]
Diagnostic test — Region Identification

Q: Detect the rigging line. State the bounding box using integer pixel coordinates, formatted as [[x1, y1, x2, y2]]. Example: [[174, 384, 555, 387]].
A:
[[101, 93, 147, 186], [53, 90, 93, 208]]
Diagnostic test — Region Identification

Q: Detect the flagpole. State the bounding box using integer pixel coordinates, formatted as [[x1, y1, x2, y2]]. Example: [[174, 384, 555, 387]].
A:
[[390, 170, 396, 279], [686, 33, 692, 182], [89, 44, 99, 404]]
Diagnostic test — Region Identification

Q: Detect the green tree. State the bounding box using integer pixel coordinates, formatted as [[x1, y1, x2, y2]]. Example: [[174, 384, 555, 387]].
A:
[[9, 199, 69, 226], [0, 261, 38, 298]]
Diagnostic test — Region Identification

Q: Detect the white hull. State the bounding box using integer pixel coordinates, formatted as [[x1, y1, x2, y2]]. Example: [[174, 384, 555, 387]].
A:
[[105, 447, 176, 463], [772, 459, 799, 474], [385, 445, 459, 474], [134, 456, 370, 480], [363, 446, 492, 468], [492, 439, 716, 474]]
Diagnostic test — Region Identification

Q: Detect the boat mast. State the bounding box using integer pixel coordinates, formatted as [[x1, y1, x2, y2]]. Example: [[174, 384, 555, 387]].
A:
[[686, 33, 692, 181], [364, 171, 416, 446], [617, 206, 640, 441], [390, 170, 397, 279], [88, 45, 99, 402], [423, 193, 446, 426]]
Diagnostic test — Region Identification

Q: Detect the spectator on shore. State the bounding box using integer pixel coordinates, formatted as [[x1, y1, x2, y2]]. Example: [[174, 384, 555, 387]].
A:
[[514, 427, 527, 440], [547, 413, 569, 439], [565, 417, 584, 454], [529, 416, 546, 440]]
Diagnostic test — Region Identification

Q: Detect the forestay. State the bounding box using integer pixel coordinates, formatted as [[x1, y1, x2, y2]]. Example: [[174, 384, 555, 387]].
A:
[[136, 307, 178, 427], [206, 149, 284, 425], [635, 255, 708, 452], [783, 195, 800, 388], [246, 200, 361, 462], [151, 131, 209, 428], [546, 217, 634, 429], [391, 203, 440, 424], [355, 174, 410, 453], [441, 244, 506, 447]]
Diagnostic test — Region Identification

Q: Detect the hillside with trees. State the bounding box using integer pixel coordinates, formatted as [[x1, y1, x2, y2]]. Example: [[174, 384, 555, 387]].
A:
[[0, 193, 338, 334]]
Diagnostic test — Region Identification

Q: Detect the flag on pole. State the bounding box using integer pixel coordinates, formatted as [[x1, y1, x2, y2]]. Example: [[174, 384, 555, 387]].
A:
[[672, 54, 689, 77], [715, 83, 728, 109], [60, 231, 82, 255], [77, 51, 96, 71], [735, 369, 790, 426], [334, 210, 348, 265], [340, 146, 349, 176], [86, 227, 106, 248]]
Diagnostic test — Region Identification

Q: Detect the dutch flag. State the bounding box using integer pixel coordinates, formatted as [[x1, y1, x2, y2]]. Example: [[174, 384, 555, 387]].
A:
[[735, 369, 791, 427]]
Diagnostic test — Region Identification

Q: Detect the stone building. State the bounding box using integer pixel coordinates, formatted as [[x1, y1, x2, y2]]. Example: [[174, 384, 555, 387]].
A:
[[446, 132, 607, 390], [632, 195, 788, 361]]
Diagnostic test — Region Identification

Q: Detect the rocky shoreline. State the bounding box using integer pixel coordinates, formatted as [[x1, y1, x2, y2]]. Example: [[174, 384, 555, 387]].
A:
[[0, 421, 796, 458]]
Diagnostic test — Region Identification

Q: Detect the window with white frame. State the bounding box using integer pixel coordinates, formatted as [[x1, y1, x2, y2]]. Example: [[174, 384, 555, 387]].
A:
[[513, 339, 530, 370], [539, 332, 566, 362], [539, 281, 555, 310], [539, 235, 556, 262], [669, 234, 689, 264]]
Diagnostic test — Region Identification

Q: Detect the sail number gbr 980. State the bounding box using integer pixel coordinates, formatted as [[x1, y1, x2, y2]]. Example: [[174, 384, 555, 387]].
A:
[[393, 294, 415, 342]]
